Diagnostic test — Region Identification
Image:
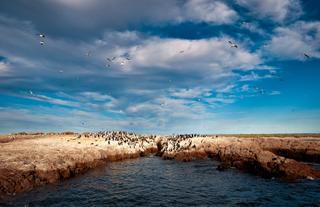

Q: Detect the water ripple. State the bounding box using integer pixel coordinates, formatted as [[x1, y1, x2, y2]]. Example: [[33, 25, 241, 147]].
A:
[[1, 157, 320, 207]]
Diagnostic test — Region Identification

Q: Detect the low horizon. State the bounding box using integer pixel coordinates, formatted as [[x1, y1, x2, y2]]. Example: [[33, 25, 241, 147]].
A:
[[2, 131, 320, 136]]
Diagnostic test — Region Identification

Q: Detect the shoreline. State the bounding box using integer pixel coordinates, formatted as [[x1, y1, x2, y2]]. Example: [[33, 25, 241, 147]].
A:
[[1, 132, 320, 198]]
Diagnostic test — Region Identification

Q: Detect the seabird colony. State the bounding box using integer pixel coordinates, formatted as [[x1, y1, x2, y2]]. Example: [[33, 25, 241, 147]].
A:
[[74, 131, 158, 152]]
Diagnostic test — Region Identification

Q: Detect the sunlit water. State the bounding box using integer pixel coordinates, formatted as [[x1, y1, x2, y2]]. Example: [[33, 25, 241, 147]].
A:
[[2, 156, 320, 207]]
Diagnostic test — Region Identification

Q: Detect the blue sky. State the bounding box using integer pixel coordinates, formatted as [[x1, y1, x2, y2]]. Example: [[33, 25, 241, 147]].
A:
[[0, 0, 320, 134]]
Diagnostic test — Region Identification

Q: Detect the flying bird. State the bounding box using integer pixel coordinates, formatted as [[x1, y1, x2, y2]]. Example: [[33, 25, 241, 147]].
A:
[[38, 33, 46, 45], [228, 40, 238, 48], [177, 44, 192, 55], [304, 53, 310, 59], [122, 51, 132, 60], [107, 57, 117, 62], [38, 33, 45, 38]]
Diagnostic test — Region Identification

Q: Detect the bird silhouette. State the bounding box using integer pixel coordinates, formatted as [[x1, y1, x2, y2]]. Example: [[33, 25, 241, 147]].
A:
[[304, 53, 310, 59], [228, 40, 238, 48]]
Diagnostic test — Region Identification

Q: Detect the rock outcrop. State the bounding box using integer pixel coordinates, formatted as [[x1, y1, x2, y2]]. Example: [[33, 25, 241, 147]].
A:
[[0, 132, 158, 197], [1, 132, 320, 197], [157, 136, 320, 180]]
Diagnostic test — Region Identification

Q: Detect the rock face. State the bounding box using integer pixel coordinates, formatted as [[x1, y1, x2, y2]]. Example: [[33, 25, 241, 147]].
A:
[[157, 136, 320, 180], [0, 132, 158, 197], [1, 132, 320, 197]]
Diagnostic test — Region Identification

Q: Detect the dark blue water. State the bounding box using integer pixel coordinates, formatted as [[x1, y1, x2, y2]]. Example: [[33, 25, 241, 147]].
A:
[[1, 156, 320, 207]]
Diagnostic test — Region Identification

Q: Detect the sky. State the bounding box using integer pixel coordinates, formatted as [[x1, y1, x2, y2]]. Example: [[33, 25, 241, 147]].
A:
[[0, 0, 320, 134]]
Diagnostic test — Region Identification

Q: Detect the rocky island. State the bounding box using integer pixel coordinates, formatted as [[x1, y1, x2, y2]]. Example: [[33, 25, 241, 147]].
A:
[[1, 132, 320, 198]]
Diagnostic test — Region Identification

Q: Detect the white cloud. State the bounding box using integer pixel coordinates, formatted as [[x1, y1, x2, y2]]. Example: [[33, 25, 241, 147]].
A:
[[269, 91, 281, 95], [0, 14, 283, 134], [126, 95, 207, 120], [236, 0, 302, 22], [0, 61, 10, 75], [183, 0, 238, 24], [240, 22, 265, 35], [125, 37, 262, 72], [263, 21, 320, 60], [79, 92, 119, 110], [169, 88, 210, 98], [239, 71, 274, 81], [53, 0, 96, 9], [0, 106, 135, 133], [241, 84, 249, 92], [216, 84, 236, 93], [26, 93, 80, 107], [80, 92, 114, 102]]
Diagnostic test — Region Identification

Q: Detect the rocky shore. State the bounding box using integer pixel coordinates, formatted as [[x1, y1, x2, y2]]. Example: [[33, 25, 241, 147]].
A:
[[157, 135, 320, 180], [1, 132, 320, 197]]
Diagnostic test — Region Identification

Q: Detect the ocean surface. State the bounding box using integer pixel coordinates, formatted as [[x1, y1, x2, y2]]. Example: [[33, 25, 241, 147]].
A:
[[2, 156, 320, 207]]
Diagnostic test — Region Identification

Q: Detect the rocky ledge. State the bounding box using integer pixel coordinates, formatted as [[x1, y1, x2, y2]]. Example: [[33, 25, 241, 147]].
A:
[[0, 131, 158, 197], [158, 135, 320, 180], [0, 132, 320, 197]]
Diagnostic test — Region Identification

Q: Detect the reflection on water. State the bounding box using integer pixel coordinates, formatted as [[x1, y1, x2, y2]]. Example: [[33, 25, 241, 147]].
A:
[[2, 156, 320, 207]]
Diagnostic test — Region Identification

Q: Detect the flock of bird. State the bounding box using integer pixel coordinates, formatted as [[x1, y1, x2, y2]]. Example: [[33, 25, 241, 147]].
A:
[[70, 131, 157, 150], [32, 32, 311, 124], [69, 130, 214, 153], [36, 32, 311, 74], [160, 134, 213, 153]]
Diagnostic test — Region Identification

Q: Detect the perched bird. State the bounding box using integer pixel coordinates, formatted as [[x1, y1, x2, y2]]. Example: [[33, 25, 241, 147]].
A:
[[29, 90, 33, 95], [39, 34, 45, 38], [40, 41, 45, 46], [228, 40, 238, 48]]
